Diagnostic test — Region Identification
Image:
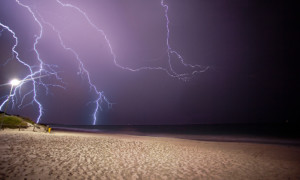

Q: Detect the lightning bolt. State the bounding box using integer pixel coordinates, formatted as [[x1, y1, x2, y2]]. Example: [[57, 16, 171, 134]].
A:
[[0, 22, 42, 123], [160, 0, 209, 77], [0, 0, 64, 124], [38, 14, 112, 125], [0, 0, 209, 125], [55, 0, 209, 80]]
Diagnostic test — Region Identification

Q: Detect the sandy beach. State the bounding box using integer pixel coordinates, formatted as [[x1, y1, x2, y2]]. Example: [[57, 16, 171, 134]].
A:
[[0, 130, 300, 179]]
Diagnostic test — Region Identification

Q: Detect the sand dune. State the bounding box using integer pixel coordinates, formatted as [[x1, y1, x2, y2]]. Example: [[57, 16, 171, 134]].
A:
[[0, 130, 300, 179]]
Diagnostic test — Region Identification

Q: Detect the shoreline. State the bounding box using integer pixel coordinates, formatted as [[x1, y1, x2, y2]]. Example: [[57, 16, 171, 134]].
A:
[[50, 127, 300, 147]]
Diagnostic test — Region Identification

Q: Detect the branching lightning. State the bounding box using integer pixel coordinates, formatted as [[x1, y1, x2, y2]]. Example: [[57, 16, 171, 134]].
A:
[[38, 14, 112, 125], [0, 0, 209, 125], [0, 0, 64, 123]]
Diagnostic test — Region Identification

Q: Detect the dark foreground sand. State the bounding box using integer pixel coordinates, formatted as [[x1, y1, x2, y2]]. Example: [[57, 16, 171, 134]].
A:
[[0, 130, 300, 179]]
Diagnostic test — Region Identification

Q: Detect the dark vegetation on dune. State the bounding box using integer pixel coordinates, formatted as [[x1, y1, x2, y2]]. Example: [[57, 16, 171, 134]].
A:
[[0, 111, 35, 128]]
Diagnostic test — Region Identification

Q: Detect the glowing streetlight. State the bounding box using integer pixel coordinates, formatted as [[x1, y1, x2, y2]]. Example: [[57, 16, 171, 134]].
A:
[[10, 79, 21, 86], [0, 78, 21, 130]]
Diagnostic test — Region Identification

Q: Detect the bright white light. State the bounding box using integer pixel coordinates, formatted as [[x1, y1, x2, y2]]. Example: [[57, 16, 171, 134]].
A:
[[10, 79, 21, 86]]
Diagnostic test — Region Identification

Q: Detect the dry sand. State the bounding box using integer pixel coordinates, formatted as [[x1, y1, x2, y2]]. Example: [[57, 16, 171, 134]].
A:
[[0, 130, 300, 180]]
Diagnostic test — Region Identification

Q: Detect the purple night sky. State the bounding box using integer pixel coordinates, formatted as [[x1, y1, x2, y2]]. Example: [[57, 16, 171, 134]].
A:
[[0, 0, 298, 125]]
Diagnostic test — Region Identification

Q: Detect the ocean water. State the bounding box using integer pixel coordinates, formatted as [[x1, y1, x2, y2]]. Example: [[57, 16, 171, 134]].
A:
[[48, 124, 300, 146]]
